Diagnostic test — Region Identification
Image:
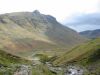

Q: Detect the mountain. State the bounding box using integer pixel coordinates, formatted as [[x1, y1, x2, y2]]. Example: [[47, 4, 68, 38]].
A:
[[80, 29, 100, 39], [0, 10, 86, 56], [53, 38, 100, 74]]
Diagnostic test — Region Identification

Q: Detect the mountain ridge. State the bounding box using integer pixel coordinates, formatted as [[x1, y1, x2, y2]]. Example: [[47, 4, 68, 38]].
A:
[[80, 29, 100, 39]]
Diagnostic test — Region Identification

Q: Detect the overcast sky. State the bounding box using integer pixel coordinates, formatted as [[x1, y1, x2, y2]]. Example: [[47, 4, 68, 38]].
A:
[[0, 0, 100, 31], [0, 0, 99, 22]]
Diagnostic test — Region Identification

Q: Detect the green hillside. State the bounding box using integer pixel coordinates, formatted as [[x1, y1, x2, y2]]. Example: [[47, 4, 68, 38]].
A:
[[53, 38, 100, 74]]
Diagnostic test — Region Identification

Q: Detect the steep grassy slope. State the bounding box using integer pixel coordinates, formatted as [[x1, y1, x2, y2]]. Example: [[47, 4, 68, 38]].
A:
[[53, 38, 100, 74], [0, 10, 86, 56]]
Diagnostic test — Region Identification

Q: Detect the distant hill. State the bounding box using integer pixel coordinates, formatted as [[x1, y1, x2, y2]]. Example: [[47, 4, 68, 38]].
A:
[[53, 38, 100, 74], [80, 29, 100, 39], [0, 10, 86, 56]]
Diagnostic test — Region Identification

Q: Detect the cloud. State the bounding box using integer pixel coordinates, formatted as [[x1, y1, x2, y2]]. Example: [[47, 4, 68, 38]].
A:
[[65, 13, 100, 25]]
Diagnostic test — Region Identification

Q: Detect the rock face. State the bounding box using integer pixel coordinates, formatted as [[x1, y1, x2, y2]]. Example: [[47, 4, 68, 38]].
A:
[[80, 29, 100, 39], [0, 10, 86, 55]]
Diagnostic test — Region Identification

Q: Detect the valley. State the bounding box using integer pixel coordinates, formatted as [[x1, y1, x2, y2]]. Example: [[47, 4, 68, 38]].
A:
[[0, 10, 100, 75]]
